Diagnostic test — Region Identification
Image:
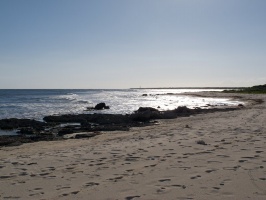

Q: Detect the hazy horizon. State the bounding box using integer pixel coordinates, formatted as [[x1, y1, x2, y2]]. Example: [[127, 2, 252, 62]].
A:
[[1, 0, 266, 89]]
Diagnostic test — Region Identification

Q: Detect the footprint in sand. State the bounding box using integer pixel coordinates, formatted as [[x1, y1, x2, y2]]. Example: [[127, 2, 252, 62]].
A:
[[159, 178, 171, 182], [125, 195, 141, 200], [205, 169, 217, 173], [172, 184, 186, 189], [190, 175, 201, 179]]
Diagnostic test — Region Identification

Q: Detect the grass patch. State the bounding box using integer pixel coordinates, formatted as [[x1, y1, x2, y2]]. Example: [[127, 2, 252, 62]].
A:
[[223, 84, 266, 94]]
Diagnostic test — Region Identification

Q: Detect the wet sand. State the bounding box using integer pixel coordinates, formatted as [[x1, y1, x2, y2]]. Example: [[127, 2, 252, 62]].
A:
[[0, 92, 265, 200]]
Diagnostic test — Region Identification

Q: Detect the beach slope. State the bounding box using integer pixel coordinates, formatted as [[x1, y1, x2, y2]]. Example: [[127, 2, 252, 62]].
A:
[[0, 92, 265, 200]]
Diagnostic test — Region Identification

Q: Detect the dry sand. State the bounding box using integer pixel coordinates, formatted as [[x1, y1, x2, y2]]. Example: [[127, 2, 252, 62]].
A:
[[0, 92, 266, 200]]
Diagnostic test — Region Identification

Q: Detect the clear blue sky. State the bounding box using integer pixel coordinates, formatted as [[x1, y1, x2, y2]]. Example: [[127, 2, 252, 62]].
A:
[[1, 0, 266, 89]]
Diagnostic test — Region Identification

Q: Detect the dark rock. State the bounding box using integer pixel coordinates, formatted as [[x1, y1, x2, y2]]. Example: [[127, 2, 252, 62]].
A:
[[0, 118, 45, 130], [44, 114, 86, 123], [17, 128, 35, 135], [94, 103, 110, 110], [161, 111, 177, 119], [0, 104, 241, 146], [131, 107, 162, 122], [131, 110, 152, 121], [58, 128, 76, 136], [174, 106, 192, 115], [142, 94, 148, 96], [80, 121, 91, 128], [136, 107, 159, 112]]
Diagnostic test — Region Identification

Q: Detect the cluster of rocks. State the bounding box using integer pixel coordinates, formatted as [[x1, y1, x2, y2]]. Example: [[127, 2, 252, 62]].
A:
[[0, 103, 240, 147]]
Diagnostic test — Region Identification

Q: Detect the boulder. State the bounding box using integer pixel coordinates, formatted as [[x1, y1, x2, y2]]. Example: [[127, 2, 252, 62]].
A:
[[94, 103, 110, 110]]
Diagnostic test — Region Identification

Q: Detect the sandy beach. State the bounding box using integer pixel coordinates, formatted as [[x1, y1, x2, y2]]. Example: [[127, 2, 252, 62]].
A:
[[0, 92, 265, 200]]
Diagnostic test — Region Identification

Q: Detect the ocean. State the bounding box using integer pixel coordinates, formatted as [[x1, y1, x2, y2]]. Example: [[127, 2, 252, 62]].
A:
[[0, 89, 242, 122]]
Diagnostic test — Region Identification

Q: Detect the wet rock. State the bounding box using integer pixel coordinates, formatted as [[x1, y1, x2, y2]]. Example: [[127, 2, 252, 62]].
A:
[[0, 105, 241, 146], [43, 114, 86, 123], [136, 107, 159, 112], [86, 107, 95, 110], [131, 107, 162, 121], [0, 118, 45, 130], [17, 128, 35, 135], [174, 106, 192, 115], [58, 128, 76, 136], [94, 103, 110, 110]]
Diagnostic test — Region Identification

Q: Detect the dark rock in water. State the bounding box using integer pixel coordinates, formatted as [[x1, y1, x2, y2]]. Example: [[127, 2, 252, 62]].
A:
[[44, 114, 86, 123], [86, 103, 110, 111], [142, 94, 148, 96], [17, 128, 35, 135], [0, 104, 241, 147], [0, 118, 45, 130], [44, 113, 131, 125], [86, 107, 95, 110], [94, 103, 110, 110], [238, 104, 244, 107]]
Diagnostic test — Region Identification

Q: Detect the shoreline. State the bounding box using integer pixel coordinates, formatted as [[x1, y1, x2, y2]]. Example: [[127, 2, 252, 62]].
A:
[[0, 92, 265, 199], [0, 91, 247, 147]]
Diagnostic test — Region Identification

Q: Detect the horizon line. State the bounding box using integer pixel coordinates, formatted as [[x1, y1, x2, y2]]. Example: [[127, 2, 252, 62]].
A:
[[0, 87, 247, 90]]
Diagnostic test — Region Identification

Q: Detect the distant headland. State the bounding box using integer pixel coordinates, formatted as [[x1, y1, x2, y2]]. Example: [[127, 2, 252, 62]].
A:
[[130, 87, 245, 90]]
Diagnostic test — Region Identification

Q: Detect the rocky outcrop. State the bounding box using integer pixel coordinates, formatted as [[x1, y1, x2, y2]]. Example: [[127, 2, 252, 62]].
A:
[[0, 106, 241, 147], [131, 107, 161, 121], [0, 118, 45, 130]]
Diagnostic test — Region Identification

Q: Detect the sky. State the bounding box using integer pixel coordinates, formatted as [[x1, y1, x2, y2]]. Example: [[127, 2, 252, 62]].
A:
[[0, 0, 266, 89]]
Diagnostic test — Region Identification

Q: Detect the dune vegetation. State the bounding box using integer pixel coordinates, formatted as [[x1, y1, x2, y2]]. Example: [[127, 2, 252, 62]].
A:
[[223, 84, 266, 94]]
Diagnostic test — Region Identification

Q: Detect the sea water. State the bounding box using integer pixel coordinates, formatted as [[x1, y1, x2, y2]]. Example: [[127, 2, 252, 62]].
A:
[[0, 89, 242, 121]]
